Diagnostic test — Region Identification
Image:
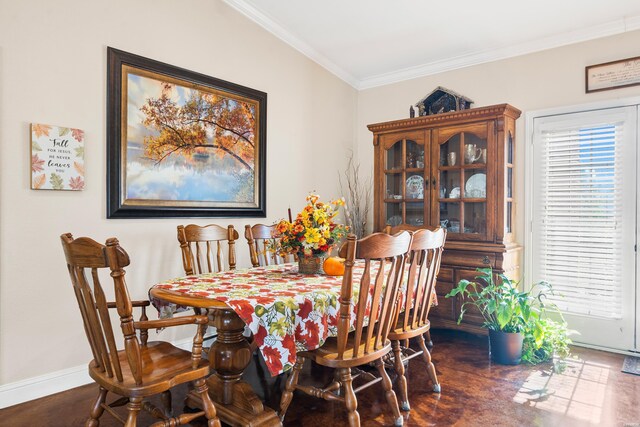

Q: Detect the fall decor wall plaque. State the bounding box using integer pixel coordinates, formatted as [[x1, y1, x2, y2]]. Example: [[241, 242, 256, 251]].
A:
[[106, 47, 267, 218], [31, 123, 85, 191]]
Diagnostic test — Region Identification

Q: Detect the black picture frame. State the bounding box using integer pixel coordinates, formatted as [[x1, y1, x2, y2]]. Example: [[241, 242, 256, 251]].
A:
[[107, 47, 267, 218]]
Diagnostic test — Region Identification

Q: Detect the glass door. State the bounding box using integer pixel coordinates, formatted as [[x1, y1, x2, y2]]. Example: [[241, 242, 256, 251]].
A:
[[434, 124, 491, 240], [531, 106, 637, 351], [381, 132, 427, 229]]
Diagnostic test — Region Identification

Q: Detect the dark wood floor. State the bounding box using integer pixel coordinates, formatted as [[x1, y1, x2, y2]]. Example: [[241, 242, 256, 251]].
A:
[[3, 330, 639, 426]]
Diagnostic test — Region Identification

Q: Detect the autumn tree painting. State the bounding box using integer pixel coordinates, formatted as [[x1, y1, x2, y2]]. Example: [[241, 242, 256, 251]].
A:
[[124, 72, 259, 204], [107, 48, 266, 218], [140, 82, 256, 171]]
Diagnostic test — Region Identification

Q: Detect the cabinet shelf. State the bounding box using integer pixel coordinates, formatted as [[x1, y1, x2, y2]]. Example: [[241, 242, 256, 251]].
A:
[[439, 198, 486, 202], [439, 164, 487, 171], [384, 198, 425, 203]]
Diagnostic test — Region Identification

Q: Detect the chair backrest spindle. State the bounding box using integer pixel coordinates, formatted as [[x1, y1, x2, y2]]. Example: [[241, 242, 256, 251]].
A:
[[336, 231, 412, 360], [177, 224, 238, 275], [245, 224, 294, 267], [399, 228, 446, 332]]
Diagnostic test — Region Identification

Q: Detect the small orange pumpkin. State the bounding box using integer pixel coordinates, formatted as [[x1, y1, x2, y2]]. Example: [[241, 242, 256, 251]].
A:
[[323, 256, 346, 276]]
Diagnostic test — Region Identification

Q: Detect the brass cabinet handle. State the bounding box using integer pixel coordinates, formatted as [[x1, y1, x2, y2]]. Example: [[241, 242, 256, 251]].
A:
[[482, 256, 491, 265]]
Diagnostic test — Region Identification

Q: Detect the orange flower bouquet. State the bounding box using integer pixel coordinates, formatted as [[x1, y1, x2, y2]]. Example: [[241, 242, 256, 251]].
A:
[[274, 194, 348, 273]]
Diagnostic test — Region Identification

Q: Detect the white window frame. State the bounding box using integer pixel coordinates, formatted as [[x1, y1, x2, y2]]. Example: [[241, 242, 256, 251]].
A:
[[524, 96, 640, 288]]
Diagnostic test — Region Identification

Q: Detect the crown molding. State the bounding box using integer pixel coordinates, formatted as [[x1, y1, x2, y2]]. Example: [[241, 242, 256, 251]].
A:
[[223, 1, 640, 91], [358, 15, 640, 89], [222, 0, 360, 88]]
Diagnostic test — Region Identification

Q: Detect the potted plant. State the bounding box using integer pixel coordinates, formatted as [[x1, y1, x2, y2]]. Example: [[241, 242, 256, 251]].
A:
[[446, 268, 572, 365]]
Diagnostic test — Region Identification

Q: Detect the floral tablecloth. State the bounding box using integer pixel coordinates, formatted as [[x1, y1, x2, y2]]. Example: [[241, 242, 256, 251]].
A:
[[150, 263, 358, 376], [150, 262, 438, 377]]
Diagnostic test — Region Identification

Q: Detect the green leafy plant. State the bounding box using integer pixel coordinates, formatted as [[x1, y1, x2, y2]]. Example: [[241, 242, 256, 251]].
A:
[[446, 267, 573, 363]]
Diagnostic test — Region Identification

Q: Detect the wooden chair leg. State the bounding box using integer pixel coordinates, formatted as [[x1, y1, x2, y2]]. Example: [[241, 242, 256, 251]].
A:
[[374, 359, 403, 427], [193, 378, 221, 427], [392, 340, 410, 411], [86, 386, 108, 427], [417, 334, 440, 393], [160, 390, 172, 417], [338, 367, 360, 427], [124, 397, 142, 427], [279, 355, 305, 421], [425, 330, 433, 348]]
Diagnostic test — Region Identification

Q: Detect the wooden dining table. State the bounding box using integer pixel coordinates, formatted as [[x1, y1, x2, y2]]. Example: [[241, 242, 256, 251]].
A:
[[148, 263, 360, 427]]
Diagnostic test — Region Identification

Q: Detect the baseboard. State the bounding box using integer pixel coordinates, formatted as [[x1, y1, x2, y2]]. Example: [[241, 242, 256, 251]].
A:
[[0, 337, 195, 409], [0, 364, 91, 409]]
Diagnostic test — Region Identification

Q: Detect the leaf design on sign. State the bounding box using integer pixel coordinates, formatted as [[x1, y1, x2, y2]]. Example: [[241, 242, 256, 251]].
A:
[[59, 127, 70, 137], [33, 174, 46, 189], [50, 173, 64, 190], [74, 161, 84, 175], [71, 128, 84, 142], [75, 146, 84, 157], [31, 154, 45, 173], [69, 176, 85, 190], [32, 123, 52, 138], [32, 141, 42, 151]]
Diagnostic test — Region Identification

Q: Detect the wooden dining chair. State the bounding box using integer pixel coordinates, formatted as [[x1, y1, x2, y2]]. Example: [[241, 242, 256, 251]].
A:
[[389, 227, 446, 411], [177, 224, 239, 275], [279, 231, 413, 427], [244, 224, 294, 267], [60, 233, 220, 427], [384, 224, 439, 348]]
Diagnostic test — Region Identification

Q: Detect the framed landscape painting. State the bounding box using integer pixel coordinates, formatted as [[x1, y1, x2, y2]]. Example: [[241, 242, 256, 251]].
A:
[[107, 47, 267, 218]]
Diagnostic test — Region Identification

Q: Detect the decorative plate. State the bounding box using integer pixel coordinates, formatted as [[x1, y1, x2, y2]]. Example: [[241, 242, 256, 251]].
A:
[[388, 215, 402, 226], [465, 173, 486, 198], [406, 175, 424, 199], [449, 187, 460, 199]]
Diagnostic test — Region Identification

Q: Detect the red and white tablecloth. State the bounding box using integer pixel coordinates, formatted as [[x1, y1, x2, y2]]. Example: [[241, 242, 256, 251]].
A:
[[150, 262, 437, 376], [150, 263, 360, 376]]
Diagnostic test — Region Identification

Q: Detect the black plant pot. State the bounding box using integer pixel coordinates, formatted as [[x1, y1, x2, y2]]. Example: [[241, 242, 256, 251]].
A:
[[488, 329, 524, 365]]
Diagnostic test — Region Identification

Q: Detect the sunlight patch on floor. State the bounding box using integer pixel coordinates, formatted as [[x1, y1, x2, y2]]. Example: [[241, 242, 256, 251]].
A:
[[513, 358, 610, 425]]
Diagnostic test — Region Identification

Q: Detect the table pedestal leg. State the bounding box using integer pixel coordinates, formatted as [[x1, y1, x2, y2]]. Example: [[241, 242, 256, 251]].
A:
[[186, 308, 281, 427]]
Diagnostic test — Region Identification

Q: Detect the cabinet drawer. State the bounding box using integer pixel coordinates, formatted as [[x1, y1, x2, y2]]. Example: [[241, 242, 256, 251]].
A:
[[456, 268, 487, 283], [434, 280, 453, 297], [454, 269, 488, 326], [437, 267, 453, 283], [443, 250, 495, 269], [430, 281, 455, 321]]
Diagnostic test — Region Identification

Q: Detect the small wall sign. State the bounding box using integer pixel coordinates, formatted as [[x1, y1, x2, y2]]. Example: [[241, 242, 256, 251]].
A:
[[586, 56, 640, 93], [31, 123, 85, 190]]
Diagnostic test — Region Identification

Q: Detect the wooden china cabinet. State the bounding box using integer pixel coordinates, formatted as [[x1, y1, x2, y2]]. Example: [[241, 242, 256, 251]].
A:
[[368, 104, 521, 335]]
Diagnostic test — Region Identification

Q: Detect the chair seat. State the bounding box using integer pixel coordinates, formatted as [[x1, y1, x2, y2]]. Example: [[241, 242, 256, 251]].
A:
[[299, 335, 392, 368], [389, 318, 430, 341], [89, 341, 210, 397]]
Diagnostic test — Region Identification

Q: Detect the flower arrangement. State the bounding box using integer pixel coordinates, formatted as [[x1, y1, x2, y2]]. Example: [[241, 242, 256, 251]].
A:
[[274, 193, 348, 258]]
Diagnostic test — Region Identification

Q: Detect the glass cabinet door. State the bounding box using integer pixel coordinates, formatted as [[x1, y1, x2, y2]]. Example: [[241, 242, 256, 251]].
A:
[[383, 135, 426, 228], [436, 128, 489, 239]]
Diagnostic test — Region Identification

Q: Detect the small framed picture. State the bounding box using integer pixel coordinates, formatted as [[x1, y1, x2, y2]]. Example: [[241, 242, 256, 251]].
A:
[[585, 56, 640, 93], [31, 123, 85, 190]]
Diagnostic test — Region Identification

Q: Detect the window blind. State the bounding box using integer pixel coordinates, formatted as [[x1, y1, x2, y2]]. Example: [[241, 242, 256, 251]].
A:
[[533, 112, 632, 319]]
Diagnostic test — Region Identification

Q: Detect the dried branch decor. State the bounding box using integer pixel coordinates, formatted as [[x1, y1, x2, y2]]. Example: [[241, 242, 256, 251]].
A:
[[339, 152, 372, 238]]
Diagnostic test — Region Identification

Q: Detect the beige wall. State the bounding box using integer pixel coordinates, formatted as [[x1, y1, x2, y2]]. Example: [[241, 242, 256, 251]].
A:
[[2, 0, 639, 389], [0, 0, 357, 384], [356, 29, 640, 245]]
